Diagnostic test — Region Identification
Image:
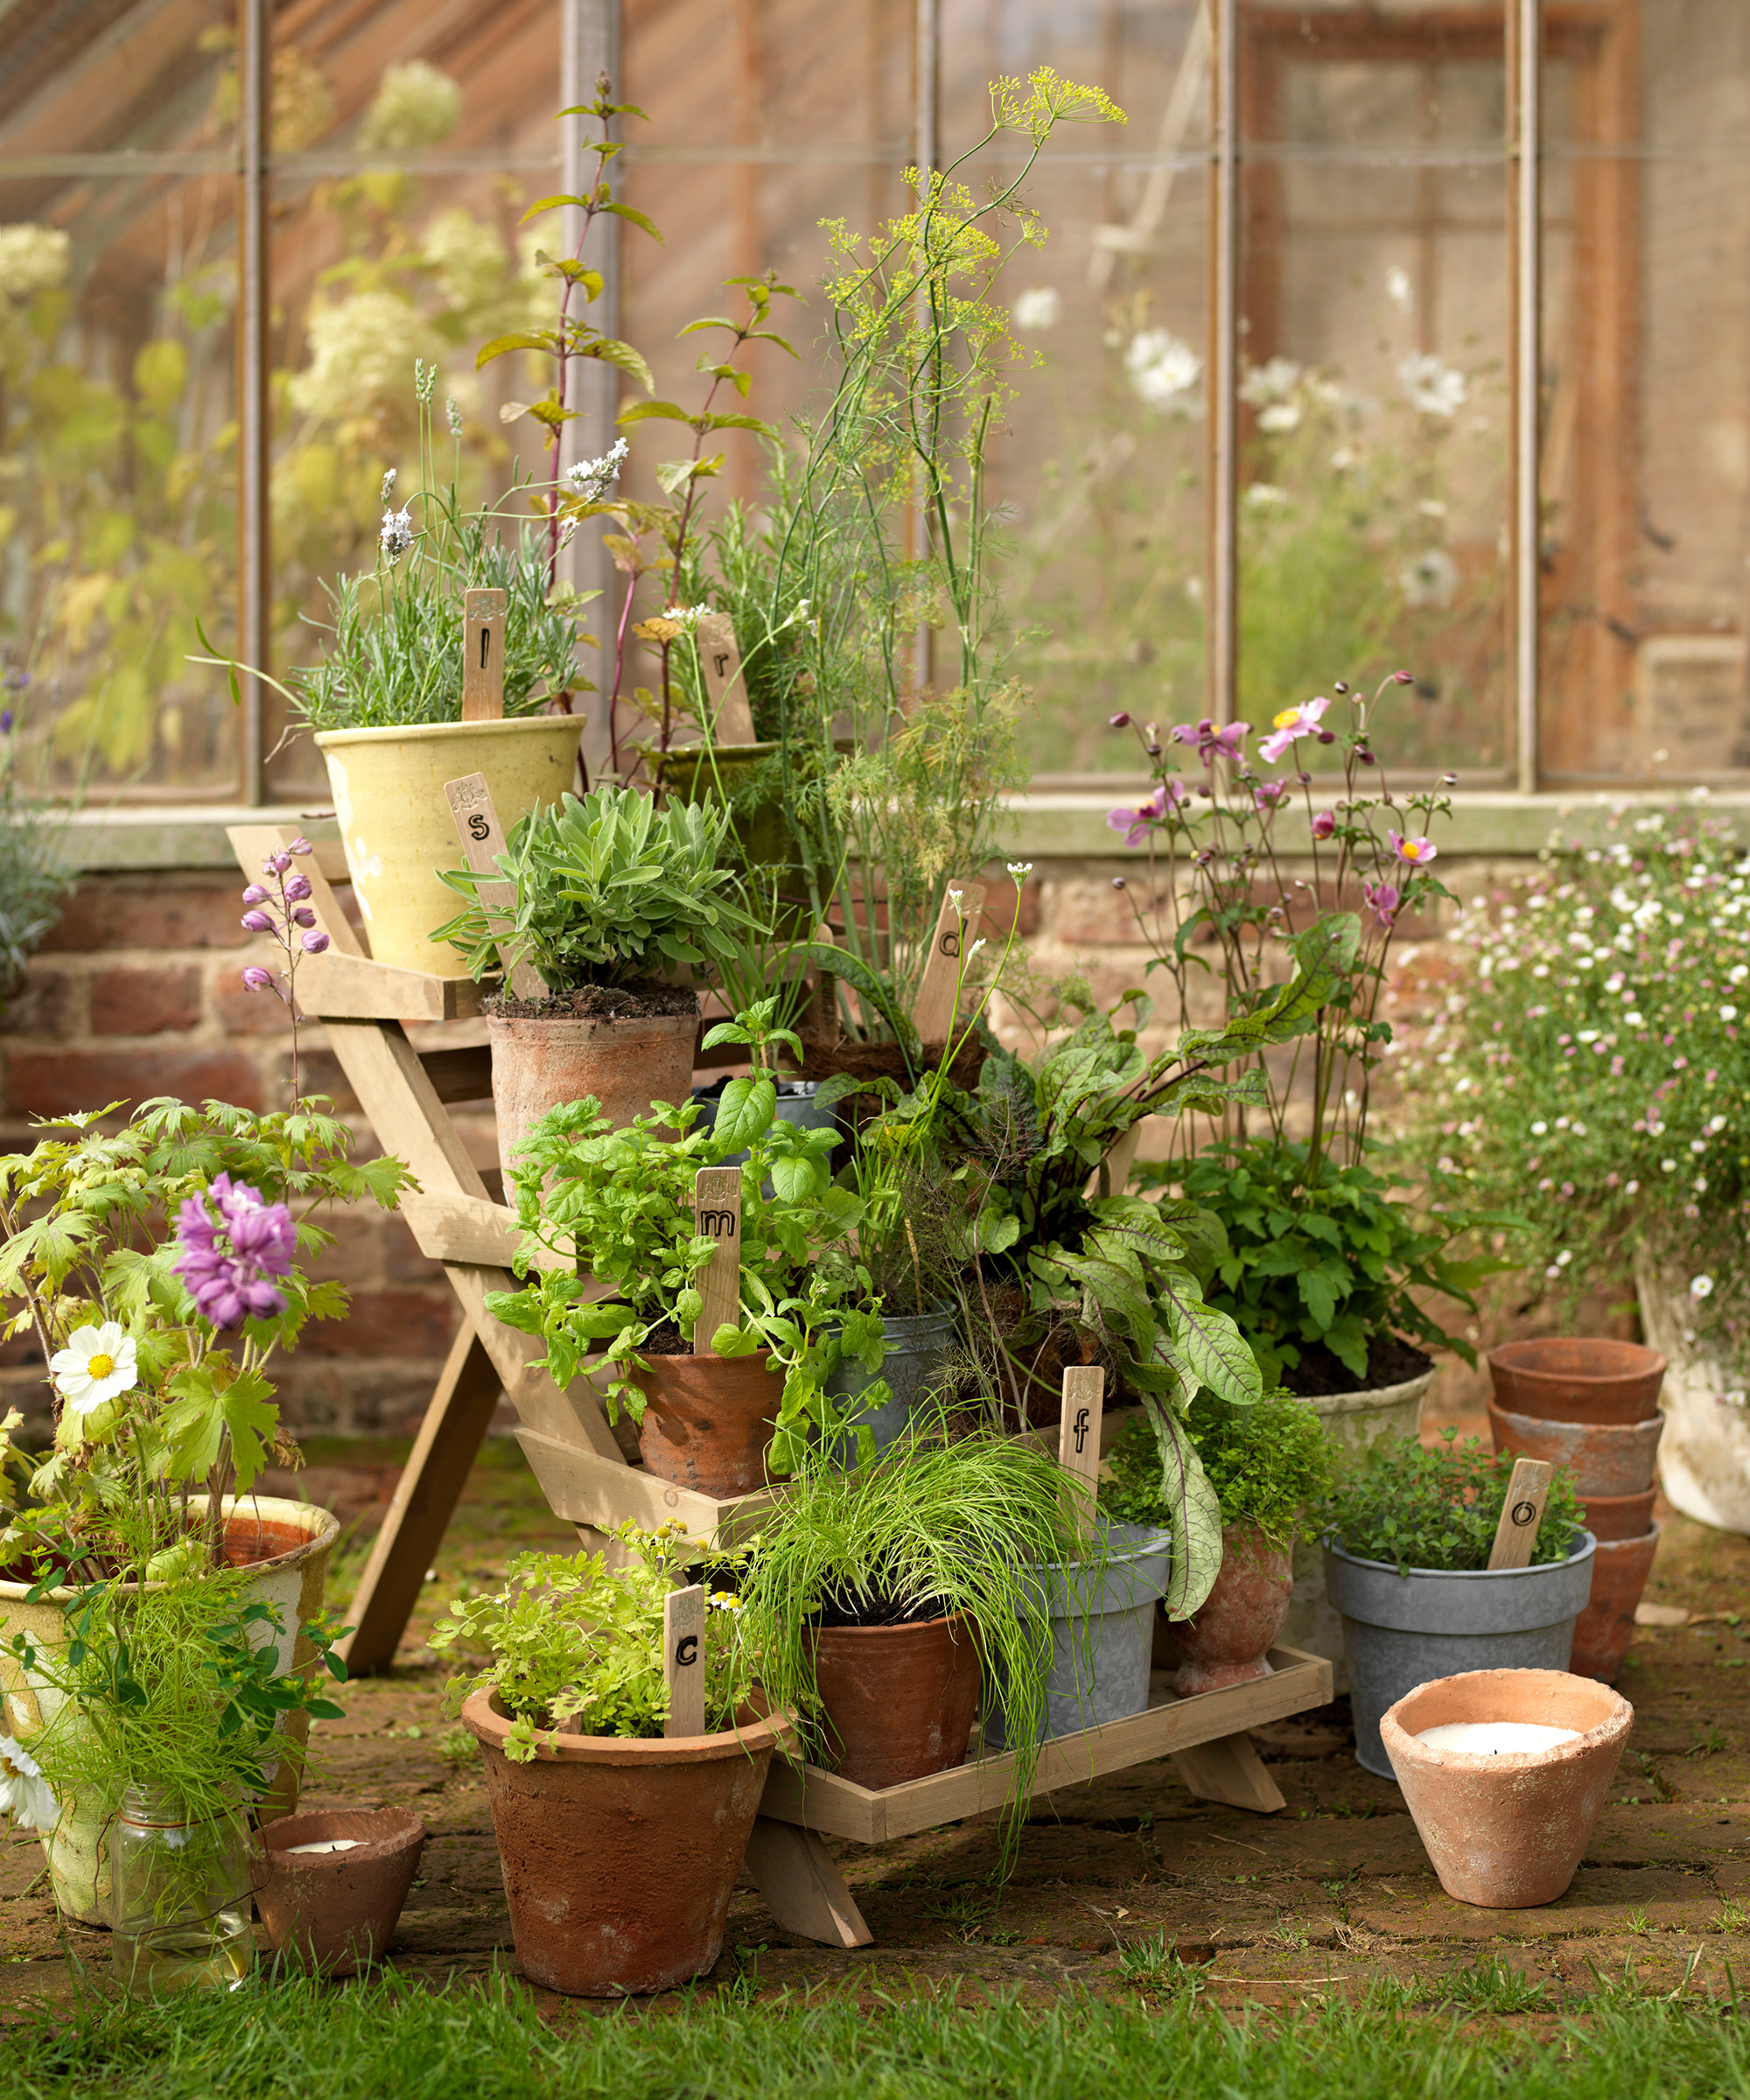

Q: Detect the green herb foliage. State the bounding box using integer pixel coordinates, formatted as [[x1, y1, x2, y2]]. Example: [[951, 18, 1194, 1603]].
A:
[[435, 785, 752, 992], [1320, 1428, 1584, 1573], [429, 1522, 751, 1757], [1101, 1391, 1334, 1550]]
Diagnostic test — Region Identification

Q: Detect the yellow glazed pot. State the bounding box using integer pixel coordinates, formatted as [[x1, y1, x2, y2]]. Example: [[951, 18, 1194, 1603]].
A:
[[0, 1496, 339, 1928], [316, 715, 584, 976]]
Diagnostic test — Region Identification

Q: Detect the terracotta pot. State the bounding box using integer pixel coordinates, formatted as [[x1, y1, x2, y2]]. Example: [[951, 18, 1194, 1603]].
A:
[[808, 1615, 982, 1788], [0, 1495, 339, 1927], [1579, 1488, 1657, 1542], [1487, 1398, 1663, 1499], [488, 1003, 699, 1184], [460, 1688, 787, 1997], [1570, 1525, 1661, 1682], [1160, 1522, 1292, 1697], [256, 1807, 427, 1976], [1488, 1339, 1665, 1424], [1380, 1668, 1633, 1908], [634, 1350, 779, 1498]]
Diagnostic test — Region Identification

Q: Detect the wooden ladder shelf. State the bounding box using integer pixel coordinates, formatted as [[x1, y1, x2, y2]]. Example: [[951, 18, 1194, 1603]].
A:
[[228, 823, 1334, 1951]]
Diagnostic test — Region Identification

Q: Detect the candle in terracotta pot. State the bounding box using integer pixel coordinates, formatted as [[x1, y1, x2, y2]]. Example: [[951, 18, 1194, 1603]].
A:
[[1415, 1721, 1580, 1755], [282, 1838, 365, 1855]]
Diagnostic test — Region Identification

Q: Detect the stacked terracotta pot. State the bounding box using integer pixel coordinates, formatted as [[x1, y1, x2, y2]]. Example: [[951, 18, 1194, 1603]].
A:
[[1488, 1339, 1666, 1682]]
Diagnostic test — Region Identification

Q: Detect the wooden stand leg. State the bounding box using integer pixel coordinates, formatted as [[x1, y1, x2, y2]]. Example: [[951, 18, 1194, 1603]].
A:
[[742, 1816, 873, 1949], [1172, 1731, 1286, 1814], [338, 1325, 503, 1676]]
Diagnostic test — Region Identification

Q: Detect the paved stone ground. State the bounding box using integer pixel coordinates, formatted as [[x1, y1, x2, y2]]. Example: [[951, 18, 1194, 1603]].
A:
[[3, 1424, 1747, 2016]]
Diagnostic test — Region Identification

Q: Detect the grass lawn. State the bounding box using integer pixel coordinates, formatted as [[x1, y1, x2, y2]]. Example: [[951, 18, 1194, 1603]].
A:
[[5, 1972, 1748, 2100]]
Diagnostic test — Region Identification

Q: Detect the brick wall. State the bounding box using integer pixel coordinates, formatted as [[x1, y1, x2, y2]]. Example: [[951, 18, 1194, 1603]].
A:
[[0, 844, 1537, 1438]]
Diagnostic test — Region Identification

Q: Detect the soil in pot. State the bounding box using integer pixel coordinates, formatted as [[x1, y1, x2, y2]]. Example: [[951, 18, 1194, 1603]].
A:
[[1158, 1523, 1292, 1696], [1380, 1668, 1634, 1907], [808, 1600, 982, 1788], [461, 1688, 786, 1997], [1325, 1532, 1599, 1777], [634, 1343, 779, 1498], [256, 1807, 427, 1976], [1486, 1398, 1663, 1499], [1570, 1525, 1661, 1682], [1488, 1339, 1665, 1425], [1281, 1334, 1433, 1400], [487, 984, 699, 1183]]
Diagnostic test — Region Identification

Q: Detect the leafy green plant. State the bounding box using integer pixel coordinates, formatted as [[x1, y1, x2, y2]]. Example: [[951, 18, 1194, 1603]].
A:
[[1320, 1428, 1583, 1574], [429, 1523, 751, 1758], [1102, 1390, 1334, 1549], [435, 783, 752, 994], [735, 1424, 1088, 1862], [490, 1004, 876, 1471]]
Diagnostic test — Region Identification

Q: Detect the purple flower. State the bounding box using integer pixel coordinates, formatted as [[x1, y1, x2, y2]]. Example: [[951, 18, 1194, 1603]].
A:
[[1311, 809, 1336, 840], [288, 836, 313, 858], [241, 910, 274, 934], [0, 712, 13, 736], [1363, 880, 1402, 930], [284, 872, 312, 903], [1105, 778, 1186, 847], [172, 1172, 296, 1330], [1257, 696, 1329, 764], [1252, 780, 1288, 812], [1169, 718, 1250, 768], [291, 907, 316, 929], [301, 929, 331, 955], [242, 884, 269, 906], [1109, 712, 1130, 729], [240, 965, 275, 992], [1388, 829, 1438, 866]]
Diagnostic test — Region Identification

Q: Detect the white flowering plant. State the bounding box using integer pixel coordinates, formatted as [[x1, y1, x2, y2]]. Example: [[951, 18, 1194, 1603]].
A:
[[1405, 808, 1750, 1380]]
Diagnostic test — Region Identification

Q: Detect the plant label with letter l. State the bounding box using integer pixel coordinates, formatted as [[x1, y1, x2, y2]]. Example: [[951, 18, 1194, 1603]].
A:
[[691, 1166, 742, 1351], [1487, 1456, 1554, 1571], [695, 612, 755, 746], [1058, 1365, 1105, 1537], [461, 588, 508, 722], [911, 880, 988, 1045], [663, 1583, 707, 1739], [443, 772, 547, 1001]]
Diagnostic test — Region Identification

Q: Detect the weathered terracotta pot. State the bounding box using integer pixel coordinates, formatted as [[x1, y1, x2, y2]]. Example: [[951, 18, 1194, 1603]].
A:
[[634, 1350, 779, 1498], [1570, 1526, 1661, 1682], [1488, 1340, 1665, 1425], [1381, 1668, 1633, 1908], [1487, 1398, 1663, 1498], [488, 1003, 699, 1184], [460, 1688, 787, 1997], [1159, 1523, 1292, 1697], [808, 1615, 982, 1788], [1579, 1488, 1657, 1542], [256, 1806, 427, 1976]]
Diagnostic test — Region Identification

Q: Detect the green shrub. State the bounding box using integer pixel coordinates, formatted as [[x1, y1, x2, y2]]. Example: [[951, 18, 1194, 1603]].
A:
[[1320, 1427, 1583, 1573], [1102, 1390, 1334, 1548]]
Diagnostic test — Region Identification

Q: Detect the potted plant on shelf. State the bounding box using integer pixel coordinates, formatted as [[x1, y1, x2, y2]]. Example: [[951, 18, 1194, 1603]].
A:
[[1109, 676, 1516, 1671], [435, 782, 755, 1176], [1405, 805, 1750, 1536], [1319, 1429, 1592, 1776], [434, 1522, 786, 1998], [1103, 1390, 1335, 1694], [491, 1003, 879, 1492]]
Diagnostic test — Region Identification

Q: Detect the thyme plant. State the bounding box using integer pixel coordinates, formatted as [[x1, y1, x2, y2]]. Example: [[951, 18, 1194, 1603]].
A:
[[1320, 1428, 1583, 1575]]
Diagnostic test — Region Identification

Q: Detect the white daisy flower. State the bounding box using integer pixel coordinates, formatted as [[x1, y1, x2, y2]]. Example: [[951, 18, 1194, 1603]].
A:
[[49, 1322, 137, 1416], [0, 1735, 56, 1832]]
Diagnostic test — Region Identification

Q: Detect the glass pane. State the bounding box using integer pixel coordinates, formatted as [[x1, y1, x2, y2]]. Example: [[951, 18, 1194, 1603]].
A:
[[1239, 0, 1509, 779], [0, 4, 235, 158], [0, 172, 239, 794], [946, 0, 1209, 775], [1540, 0, 1750, 781]]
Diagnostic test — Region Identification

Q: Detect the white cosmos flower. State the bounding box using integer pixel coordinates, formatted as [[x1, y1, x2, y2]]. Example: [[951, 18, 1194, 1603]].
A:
[[0, 1735, 56, 1832], [49, 1323, 137, 1416], [1692, 1275, 1715, 1300], [1012, 285, 1062, 332], [1399, 352, 1468, 416], [1125, 329, 1201, 410]]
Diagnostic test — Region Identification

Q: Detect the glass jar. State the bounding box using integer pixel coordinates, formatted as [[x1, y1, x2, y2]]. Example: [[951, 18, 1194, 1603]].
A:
[[109, 1785, 252, 1996]]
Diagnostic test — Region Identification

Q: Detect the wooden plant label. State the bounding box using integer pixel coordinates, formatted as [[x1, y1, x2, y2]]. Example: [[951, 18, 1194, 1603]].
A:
[[461, 589, 508, 722], [442, 773, 547, 1002], [1058, 1364, 1105, 1539], [1487, 1456, 1554, 1571], [691, 1166, 743, 1354], [695, 611, 754, 745], [663, 1583, 707, 1739], [910, 879, 987, 1045]]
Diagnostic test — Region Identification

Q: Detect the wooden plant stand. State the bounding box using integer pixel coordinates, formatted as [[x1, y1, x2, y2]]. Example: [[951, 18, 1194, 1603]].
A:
[[227, 822, 1335, 1950]]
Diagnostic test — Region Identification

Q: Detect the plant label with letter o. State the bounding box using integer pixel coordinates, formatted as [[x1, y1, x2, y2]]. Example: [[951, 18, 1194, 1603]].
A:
[[1487, 1456, 1554, 1571]]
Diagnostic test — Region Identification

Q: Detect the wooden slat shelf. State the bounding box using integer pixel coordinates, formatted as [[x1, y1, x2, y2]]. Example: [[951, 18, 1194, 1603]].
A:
[[228, 820, 1338, 1954]]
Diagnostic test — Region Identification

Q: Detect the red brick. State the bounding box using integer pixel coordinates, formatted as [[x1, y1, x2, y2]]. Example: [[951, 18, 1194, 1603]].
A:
[[38, 877, 251, 955], [272, 1047, 359, 1116], [4, 1049, 263, 1118], [0, 967, 80, 1039], [214, 970, 298, 1037], [89, 966, 201, 1037], [298, 1288, 458, 1360]]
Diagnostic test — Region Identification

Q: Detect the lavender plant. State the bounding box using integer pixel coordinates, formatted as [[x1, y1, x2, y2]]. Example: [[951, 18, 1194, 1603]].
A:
[[1404, 806, 1750, 1387]]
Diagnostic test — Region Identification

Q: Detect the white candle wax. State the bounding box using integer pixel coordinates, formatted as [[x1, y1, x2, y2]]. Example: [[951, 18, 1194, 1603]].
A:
[[282, 1838, 364, 1855], [1416, 1721, 1580, 1756]]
